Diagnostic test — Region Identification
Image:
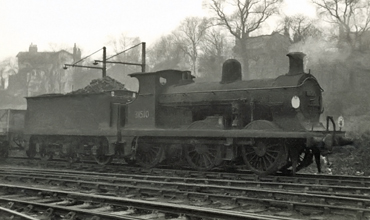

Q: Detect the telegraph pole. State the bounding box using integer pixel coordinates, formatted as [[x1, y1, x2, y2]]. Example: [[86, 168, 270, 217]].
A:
[[102, 46, 107, 77], [141, 42, 146, 72], [63, 46, 107, 78], [94, 42, 146, 73], [64, 43, 146, 77]]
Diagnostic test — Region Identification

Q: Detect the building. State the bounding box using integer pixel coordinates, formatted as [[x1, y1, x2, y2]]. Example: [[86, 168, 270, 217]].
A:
[[7, 43, 81, 97], [235, 32, 291, 79]]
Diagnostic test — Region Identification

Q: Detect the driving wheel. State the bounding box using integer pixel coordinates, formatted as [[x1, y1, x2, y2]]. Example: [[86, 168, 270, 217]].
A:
[[242, 139, 287, 175], [94, 154, 113, 165], [39, 148, 53, 161], [135, 137, 164, 168], [184, 143, 222, 170]]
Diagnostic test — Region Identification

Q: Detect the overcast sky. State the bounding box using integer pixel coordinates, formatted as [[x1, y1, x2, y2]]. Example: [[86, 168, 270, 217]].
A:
[[0, 0, 316, 60]]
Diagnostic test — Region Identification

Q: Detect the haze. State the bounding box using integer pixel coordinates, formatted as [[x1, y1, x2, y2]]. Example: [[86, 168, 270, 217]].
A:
[[0, 0, 315, 60]]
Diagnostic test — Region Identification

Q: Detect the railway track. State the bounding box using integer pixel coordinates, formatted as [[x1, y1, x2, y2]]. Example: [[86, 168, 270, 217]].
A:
[[1, 166, 370, 197], [0, 180, 295, 220], [0, 166, 369, 219], [5, 156, 370, 189]]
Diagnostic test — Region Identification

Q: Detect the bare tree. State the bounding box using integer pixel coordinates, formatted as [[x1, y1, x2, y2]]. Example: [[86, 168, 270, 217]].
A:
[[148, 34, 187, 71], [107, 33, 141, 63], [202, 28, 232, 58], [206, 0, 280, 78], [0, 57, 18, 89], [173, 17, 212, 76], [105, 33, 142, 90], [313, 0, 370, 50], [48, 42, 71, 52], [198, 27, 234, 78], [277, 15, 323, 43]]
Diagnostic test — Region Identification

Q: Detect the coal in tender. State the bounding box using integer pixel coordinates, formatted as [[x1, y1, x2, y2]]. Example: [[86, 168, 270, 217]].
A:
[[70, 76, 126, 94]]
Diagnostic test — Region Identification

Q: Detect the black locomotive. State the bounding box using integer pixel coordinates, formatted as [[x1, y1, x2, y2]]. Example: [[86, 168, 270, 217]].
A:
[[4, 52, 349, 175]]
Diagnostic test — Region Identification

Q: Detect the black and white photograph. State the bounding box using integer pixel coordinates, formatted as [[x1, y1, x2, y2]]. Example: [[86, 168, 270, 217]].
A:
[[0, 0, 368, 219]]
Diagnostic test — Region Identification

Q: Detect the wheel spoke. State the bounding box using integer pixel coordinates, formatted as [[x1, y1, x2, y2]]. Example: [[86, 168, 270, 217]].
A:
[[185, 144, 221, 170], [245, 151, 256, 155], [265, 152, 277, 160], [205, 150, 216, 160], [136, 139, 163, 168], [264, 152, 275, 164], [150, 147, 160, 154], [266, 144, 279, 149], [245, 147, 255, 154], [188, 149, 197, 154], [190, 152, 198, 161], [266, 149, 280, 154], [248, 153, 258, 162], [250, 156, 259, 167], [256, 158, 262, 170], [242, 140, 287, 175], [204, 154, 213, 166], [260, 158, 266, 171], [201, 155, 206, 166]]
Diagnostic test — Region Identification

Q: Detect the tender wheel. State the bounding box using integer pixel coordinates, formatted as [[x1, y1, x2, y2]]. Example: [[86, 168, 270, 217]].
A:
[[27, 137, 37, 158], [39, 143, 53, 161], [26, 149, 36, 158], [184, 143, 222, 170], [39, 150, 53, 161], [164, 144, 185, 167], [94, 154, 113, 165], [0, 150, 9, 158], [0, 141, 9, 158], [135, 138, 164, 168], [68, 153, 80, 163], [93, 138, 113, 165], [242, 139, 287, 175]]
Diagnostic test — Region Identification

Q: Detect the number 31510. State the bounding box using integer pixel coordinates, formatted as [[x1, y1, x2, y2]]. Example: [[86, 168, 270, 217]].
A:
[[135, 110, 149, 119]]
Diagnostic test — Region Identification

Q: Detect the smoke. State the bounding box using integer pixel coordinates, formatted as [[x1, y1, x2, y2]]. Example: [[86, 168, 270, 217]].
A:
[[289, 36, 370, 135], [289, 36, 351, 68]]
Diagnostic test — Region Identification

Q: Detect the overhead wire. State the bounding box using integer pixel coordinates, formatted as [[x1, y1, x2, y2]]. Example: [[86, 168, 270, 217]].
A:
[[72, 47, 103, 65], [106, 43, 142, 60]]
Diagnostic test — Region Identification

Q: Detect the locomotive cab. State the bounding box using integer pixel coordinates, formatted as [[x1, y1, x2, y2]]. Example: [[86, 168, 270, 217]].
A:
[[126, 69, 195, 129]]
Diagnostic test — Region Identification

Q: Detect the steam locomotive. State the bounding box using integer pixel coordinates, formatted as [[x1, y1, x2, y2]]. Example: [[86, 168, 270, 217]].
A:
[[1, 52, 348, 175]]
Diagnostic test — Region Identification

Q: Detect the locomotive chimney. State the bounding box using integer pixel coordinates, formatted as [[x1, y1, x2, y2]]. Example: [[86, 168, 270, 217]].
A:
[[287, 52, 306, 75], [221, 59, 242, 84]]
